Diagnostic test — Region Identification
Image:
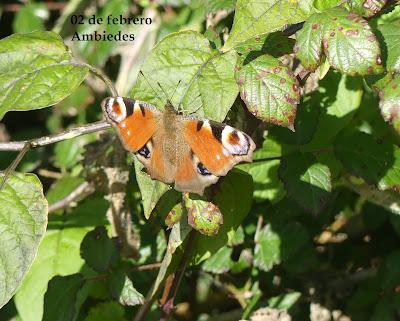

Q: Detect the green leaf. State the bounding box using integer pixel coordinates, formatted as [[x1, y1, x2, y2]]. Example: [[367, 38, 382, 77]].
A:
[[84, 301, 127, 321], [131, 30, 238, 122], [236, 55, 300, 129], [223, 0, 315, 51], [347, 0, 387, 17], [54, 134, 93, 169], [12, 3, 48, 33], [134, 158, 171, 219], [0, 31, 88, 120], [377, 250, 400, 289], [266, 94, 321, 146], [205, 0, 235, 12], [254, 222, 309, 271], [15, 197, 107, 321], [303, 72, 363, 150], [234, 32, 295, 57], [165, 202, 184, 228], [268, 292, 301, 309], [239, 160, 285, 204], [377, 20, 400, 73], [295, 7, 384, 75], [335, 131, 400, 192], [80, 226, 119, 273], [279, 152, 332, 214], [46, 175, 85, 206], [313, 0, 341, 11], [202, 246, 234, 273], [187, 198, 223, 236], [191, 169, 253, 264], [379, 75, 400, 134], [42, 274, 85, 321], [108, 272, 144, 306], [0, 173, 47, 309]]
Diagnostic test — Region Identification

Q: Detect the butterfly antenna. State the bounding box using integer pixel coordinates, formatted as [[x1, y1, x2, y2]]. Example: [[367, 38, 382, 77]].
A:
[[139, 71, 164, 104], [184, 93, 202, 115], [157, 82, 172, 105], [170, 80, 181, 103]]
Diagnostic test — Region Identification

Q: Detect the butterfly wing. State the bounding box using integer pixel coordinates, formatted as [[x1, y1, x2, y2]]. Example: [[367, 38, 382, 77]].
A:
[[174, 151, 219, 195], [102, 97, 160, 152], [182, 119, 256, 177]]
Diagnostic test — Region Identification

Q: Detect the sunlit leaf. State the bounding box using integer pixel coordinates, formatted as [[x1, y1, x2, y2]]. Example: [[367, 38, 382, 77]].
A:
[[187, 198, 223, 236], [235, 55, 300, 129], [131, 30, 238, 122], [295, 7, 384, 75], [0, 31, 87, 119], [0, 173, 47, 309], [378, 75, 400, 135], [279, 152, 332, 214], [377, 20, 400, 73], [15, 197, 107, 321], [223, 0, 315, 50], [254, 222, 309, 271]]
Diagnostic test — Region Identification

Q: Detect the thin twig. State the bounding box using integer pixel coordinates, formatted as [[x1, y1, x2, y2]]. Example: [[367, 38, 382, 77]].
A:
[[131, 262, 162, 272], [133, 279, 160, 321], [48, 181, 95, 213], [0, 121, 111, 151], [0, 142, 31, 190], [71, 61, 119, 97], [159, 230, 197, 321]]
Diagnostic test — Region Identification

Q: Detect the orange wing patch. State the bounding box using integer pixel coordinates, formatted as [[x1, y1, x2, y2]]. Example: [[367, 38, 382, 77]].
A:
[[146, 145, 169, 182], [183, 121, 232, 176], [117, 107, 157, 152], [175, 154, 197, 183]]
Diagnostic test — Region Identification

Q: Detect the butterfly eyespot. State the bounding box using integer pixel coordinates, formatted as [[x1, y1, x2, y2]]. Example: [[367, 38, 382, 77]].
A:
[[138, 145, 150, 158], [197, 162, 211, 176]]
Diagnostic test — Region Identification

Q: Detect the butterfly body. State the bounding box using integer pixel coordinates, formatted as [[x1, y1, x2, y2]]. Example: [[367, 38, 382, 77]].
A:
[[102, 97, 255, 195]]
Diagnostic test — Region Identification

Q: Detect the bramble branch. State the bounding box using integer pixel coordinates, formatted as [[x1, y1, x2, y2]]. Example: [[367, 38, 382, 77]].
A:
[[0, 121, 111, 151]]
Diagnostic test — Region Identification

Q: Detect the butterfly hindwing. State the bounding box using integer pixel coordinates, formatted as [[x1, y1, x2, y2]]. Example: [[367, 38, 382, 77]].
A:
[[174, 151, 219, 195], [183, 119, 255, 177]]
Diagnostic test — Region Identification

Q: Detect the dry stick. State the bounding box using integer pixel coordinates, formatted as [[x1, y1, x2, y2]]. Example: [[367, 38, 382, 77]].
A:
[[48, 181, 95, 213], [159, 230, 197, 321], [0, 121, 111, 151], [0, 121, 111, 191]]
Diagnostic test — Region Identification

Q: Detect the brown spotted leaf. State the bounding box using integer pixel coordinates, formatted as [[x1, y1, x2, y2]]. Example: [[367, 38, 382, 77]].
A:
[[235, 55, 300, 129], [379, 74, 400, 135], [186, 198, 223, 236], [295, 7, 384, 75], [347, 0, 387, 17]]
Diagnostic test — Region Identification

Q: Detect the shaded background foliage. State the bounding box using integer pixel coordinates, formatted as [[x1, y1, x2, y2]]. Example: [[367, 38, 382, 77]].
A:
[[0, 1, 400, 321]]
